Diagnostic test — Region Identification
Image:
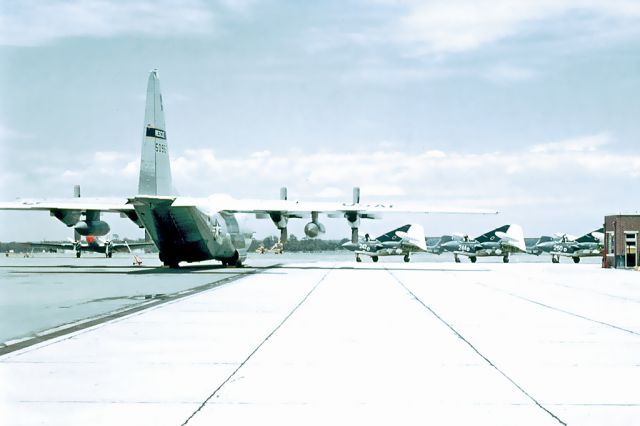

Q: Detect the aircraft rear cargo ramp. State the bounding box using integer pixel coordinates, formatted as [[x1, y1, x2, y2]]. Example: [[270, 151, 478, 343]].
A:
[[1, 261, 638, 425]]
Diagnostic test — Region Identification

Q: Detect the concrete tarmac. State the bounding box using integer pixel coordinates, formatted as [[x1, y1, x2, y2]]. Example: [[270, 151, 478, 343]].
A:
[[1, 258, 638, 425]]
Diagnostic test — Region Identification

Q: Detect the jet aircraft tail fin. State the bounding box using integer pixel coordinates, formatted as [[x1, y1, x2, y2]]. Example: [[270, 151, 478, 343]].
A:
[[475, 224, 510, 243], [576, 227, 604, 243], [376, 224, 411, 242], [138, 70, 173, 196], [396, 224, 427, 251], [495, 224, 526, 252]]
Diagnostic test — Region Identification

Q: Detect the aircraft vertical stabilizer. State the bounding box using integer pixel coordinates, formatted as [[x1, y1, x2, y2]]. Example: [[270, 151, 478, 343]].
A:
[[138, 70, 173, 196]]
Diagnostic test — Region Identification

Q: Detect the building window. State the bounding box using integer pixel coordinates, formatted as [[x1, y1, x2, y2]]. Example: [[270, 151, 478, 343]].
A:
[[625, 232, 637, 268]]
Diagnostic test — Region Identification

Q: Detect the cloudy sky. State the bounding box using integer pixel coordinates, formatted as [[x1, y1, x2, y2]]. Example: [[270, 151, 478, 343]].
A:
[[1, 0, 639, 241]]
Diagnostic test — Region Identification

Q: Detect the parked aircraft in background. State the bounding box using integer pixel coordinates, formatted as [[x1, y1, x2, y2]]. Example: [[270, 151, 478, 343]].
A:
[[528, 228, 604, 263], [27, 235, 154, 258], [0, 71, 496, 267], [428, 224, 526, 263], [342, 224, 427, 262], [255, 240, 284, 254]]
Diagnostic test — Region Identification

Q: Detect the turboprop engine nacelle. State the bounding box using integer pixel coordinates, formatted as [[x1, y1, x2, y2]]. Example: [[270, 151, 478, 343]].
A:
[[74, 220, 110, 237], [304, 221, 326, 238]]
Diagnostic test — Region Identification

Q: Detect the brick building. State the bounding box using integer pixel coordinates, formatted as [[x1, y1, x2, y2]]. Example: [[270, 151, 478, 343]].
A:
[[604, 214, 640, 269]]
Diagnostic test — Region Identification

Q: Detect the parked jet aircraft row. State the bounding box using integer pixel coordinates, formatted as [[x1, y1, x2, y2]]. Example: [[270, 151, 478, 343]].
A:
[[0, 70, 496, 268], [23, 223, 603, 264], [341, 223, 604, 263]]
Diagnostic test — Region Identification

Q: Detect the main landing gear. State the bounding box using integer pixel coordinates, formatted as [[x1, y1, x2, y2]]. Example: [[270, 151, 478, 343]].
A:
[[371, 256, 379, 263], [503, 254, 509, 263], [551, 255, 560, 264], [470, 256, 477, 263], [403, 254, 411, 263], [221, 251, 243, 268], [572, 257, 580, 264], [454, 254, 461, 263], [356, 255, 362, 263]]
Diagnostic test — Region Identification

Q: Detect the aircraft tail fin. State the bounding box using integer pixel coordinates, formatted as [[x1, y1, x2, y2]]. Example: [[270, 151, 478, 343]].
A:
[[396, 224, 427, 251], [576, 227, 604, 243], [138, 70, 173, 196], [376, 224, 411, 242], [497, 224, 526, 252], [475, 224, 510, 243]]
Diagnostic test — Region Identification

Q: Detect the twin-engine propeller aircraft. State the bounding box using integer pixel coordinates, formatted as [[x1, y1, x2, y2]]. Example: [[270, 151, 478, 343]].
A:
[[27, 235, 154, 258], [528, 228, 604, 263], [341, 224, 427, 263], [428, 224, 526, 263], [0, 71, 496, 268]]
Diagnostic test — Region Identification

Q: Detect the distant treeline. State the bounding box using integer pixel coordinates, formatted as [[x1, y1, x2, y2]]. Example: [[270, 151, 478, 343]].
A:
[[249, 235, 349, 252]]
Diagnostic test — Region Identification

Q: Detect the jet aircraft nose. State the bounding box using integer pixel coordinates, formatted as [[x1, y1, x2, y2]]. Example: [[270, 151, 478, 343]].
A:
[[342, 241, 357, 251]]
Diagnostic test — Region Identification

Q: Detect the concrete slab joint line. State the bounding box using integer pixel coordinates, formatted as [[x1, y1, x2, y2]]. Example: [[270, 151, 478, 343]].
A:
[[385, 269, 567, 426], [475, 282, 640, 337], [181, 266, 333, 425]]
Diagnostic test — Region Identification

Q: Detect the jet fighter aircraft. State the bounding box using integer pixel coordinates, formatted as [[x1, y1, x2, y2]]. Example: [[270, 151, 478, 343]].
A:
[[341, 224, 427, 262], [429, 224, 526, 263], [27, 235, 154, 258], [0, 71, 496, 267], [528, 228, 604, 263]]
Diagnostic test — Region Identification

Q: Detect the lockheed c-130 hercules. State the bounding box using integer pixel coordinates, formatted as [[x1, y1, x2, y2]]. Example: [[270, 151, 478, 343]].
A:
[[0, 71, 496, 267]]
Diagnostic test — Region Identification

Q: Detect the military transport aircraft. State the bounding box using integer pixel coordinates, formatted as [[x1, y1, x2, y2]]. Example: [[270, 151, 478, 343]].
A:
[[27, 235, 154, 258], [428, 224, 526, 263], [0, 71, 496, 268], [341, 224, 427, 262], [528, 228, 604, 263]]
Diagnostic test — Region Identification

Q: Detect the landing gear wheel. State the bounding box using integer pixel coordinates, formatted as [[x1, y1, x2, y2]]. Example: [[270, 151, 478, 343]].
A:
[[160, 253, 179, 268], [454, 254, 461, 263], [470, 256, 477, 263], [223, 250, 242, 268], [572, 257, 580, 264], [552, 255, 559, 264], [106, 252, 113, 258], [503, 255, 509, 263], [403, 254, 410, 263], [76, 251, 81, 258], [372, 256, 379, 263], [356, 255, 362, 263]]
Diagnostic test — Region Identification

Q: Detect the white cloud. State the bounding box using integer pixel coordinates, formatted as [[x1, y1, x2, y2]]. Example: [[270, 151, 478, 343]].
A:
[[161, 133, 640, 206], [3, 132, 638, 208], [378, 0, 640, 54], [530, 132, 611, 153], [2, 132, 638, 239], [0, 0, 217, 46]]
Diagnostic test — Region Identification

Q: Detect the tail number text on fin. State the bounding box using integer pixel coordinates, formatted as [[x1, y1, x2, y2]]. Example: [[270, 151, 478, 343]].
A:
[[146, 127, 166, 139], [155, 142, 167, 154]]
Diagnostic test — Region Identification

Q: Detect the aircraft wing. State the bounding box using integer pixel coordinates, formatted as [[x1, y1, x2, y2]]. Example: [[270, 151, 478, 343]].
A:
[[170, 196, 498, 216], [0, 197, 135, 213], [110, 241, 155, 252], [24, 242, 76, 250]]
